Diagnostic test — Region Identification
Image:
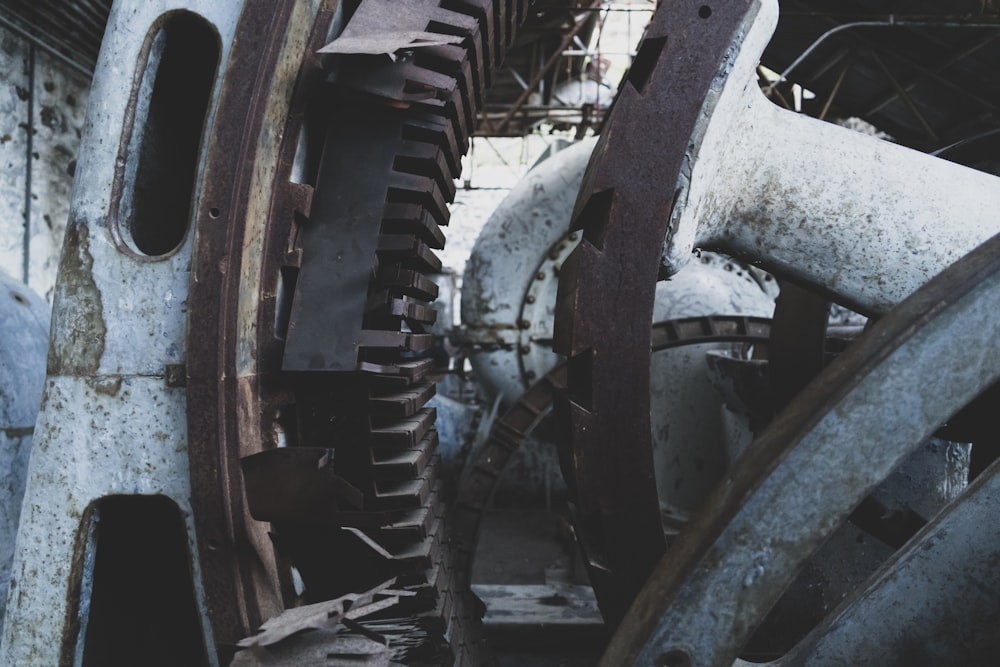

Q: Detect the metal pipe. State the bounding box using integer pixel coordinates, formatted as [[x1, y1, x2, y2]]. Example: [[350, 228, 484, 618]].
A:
[[659, 0, 1000, 316], [0, 14, 92, 77], [21, 43, 34, 285], [692, 86, 1000, 315], [766, 18, 1000, 92]]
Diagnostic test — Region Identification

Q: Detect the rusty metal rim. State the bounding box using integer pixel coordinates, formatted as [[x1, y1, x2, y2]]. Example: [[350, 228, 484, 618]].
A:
[[186, 1, 534, 663], [185, 0, 334, 651], [551, 0, 761, 626]]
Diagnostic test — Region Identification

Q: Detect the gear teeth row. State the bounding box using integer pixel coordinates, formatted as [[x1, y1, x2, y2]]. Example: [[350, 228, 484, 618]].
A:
[[265, 0, 530, 661], [375, 266, 441, 302], [395, 139, 458, 205], [373, 455, 440, 510], [418, 45, 476, 130], [373, 429, 438, 480], [271, 499, 444, 603], [375, 504, 435, 549], [331, 59, 473, 160], [387, 171, 451, 228]]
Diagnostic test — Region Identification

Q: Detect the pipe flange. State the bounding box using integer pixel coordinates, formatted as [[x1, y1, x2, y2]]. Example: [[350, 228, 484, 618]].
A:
[[516, 231, 582, 386]]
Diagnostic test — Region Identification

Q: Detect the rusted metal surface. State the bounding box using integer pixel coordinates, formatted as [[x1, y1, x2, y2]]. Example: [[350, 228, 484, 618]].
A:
[[192, 1, 532, 664], [241, 448, 367, 523], [550, 0, 1000, 656], [461, 135, 776, 404], [231, 578, 412, 665], [185, 0, 327, 652], [318, 0, 465, 57], [604, 230, 1000, 665], [461, 131, 776, 525], [233, 633, 391, 667], [551, 0, 761, 626], [284, 0, 534, 374], [237, 578, 402, 648], [282, 103, 442, 372]]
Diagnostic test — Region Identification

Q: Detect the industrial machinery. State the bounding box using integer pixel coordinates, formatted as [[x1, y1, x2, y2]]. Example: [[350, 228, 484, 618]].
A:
[[3, 0, 1000, 665], [457, 136, 778, 513]]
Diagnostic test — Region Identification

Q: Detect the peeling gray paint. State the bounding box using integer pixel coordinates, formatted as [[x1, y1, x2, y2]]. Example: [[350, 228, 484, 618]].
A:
[[47, 222, 105, 375]]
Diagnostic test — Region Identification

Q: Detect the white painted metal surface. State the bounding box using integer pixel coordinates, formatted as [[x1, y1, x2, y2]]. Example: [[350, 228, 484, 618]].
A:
[[665, 0, 1000, 316], [0, 271, 49, 634], [649, 258, 774, 512], [1, 0, 245, 664], [783, 453, 1000, 666], [462, 140, 595, 405]]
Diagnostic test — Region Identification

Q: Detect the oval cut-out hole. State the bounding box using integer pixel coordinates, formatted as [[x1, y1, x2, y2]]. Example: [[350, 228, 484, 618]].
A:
[[118, 12, 219, 257]]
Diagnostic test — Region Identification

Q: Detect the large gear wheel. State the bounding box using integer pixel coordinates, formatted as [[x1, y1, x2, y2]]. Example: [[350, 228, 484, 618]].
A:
[[186, 0, 529, 663]]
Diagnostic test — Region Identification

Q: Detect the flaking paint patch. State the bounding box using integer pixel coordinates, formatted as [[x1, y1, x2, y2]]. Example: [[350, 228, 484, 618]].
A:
[[48, 222, 106, 375], [90, 376, 122, 396]]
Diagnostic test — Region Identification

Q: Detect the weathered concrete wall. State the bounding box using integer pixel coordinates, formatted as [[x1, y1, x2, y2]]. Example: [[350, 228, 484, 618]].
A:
[[0, 27, 88, 301]]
